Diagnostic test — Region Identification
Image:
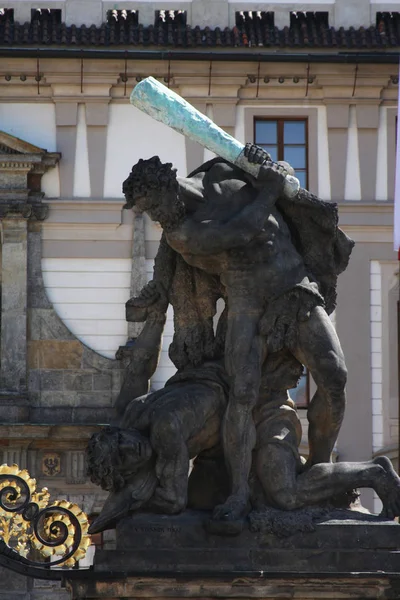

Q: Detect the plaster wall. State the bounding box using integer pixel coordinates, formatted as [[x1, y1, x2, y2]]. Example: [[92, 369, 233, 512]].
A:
[[103, 103, 187, 198], [42, 258, 131, 358]]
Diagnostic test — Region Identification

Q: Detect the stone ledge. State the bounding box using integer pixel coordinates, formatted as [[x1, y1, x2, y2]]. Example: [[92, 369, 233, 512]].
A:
[[65, 573, 400, 600], [91, 509, 400, 577]]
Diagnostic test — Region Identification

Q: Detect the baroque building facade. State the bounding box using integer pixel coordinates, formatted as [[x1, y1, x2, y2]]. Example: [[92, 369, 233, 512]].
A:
[[0, 0, 398, 596]]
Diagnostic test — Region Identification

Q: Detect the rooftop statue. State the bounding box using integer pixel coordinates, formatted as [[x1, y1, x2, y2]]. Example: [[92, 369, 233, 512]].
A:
[[87, 78, 400, 536]]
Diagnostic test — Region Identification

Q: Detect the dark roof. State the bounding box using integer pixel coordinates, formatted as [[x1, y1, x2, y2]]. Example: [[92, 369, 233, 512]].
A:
[[0, 10, 399, 49]]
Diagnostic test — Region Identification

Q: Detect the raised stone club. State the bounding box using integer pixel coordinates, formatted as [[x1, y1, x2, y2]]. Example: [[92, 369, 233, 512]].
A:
[[130, 76, 300, 198]]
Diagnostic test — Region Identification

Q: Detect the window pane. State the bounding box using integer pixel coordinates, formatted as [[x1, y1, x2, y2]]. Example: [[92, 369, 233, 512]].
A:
[[284, 146, 306, 169], [284, 121, 306, 144], [255, 120, 277, 144], [289, 373, 307, 407], [296, 170, 307, 188], [260, 145, 278, 161]]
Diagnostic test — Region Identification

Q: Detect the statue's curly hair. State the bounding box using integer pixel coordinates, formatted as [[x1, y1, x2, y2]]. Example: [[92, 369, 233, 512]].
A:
[[87, 427, 126, 492], [123, 156, 185, 231]]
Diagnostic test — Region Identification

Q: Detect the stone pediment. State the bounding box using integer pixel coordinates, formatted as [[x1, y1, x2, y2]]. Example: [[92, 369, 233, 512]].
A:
[[0, 131, 60, 212], [0, 131, 46, 155]]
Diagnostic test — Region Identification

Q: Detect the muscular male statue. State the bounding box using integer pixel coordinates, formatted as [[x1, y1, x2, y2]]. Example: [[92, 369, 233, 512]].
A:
[[123, 145, 354, 523]]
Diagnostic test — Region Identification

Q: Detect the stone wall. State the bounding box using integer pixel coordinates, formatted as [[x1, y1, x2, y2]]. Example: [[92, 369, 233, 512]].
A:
[[0, 567, 69, 600], [27, 224, 124, 426]]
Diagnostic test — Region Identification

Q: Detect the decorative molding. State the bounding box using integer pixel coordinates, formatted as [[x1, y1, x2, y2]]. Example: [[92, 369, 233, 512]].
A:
[[66, 451, 87, 485], [0, 203, 49, 221]]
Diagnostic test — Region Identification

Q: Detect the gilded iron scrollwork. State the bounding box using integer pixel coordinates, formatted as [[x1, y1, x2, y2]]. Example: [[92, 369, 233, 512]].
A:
[[0, 464, 90, 568]]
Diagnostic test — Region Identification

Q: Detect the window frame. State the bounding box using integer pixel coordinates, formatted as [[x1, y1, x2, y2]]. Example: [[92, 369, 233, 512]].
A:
[[253, 116, 309, 190]]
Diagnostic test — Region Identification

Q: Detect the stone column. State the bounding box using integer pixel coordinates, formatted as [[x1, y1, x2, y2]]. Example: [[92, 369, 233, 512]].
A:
[[1, 217, 28, 393]]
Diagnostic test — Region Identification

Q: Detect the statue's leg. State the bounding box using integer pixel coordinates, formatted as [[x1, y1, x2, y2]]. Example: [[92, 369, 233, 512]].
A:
[[292, 306, 347, 466], [213, 292, 264, 521], [259, 440, 400, 517]]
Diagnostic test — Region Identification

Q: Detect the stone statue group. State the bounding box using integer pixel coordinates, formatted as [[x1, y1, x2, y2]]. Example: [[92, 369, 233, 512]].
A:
[[87, 144, 400, 535]]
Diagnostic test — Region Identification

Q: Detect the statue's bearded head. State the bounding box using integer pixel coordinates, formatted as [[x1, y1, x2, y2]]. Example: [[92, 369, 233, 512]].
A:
[[87, 426, 153, 492], [123, 156, 185, 231]]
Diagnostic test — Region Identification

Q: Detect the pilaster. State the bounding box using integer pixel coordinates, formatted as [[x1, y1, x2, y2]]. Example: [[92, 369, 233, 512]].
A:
[[1, 217, 28, 393], [356, 105, 380, 202], [85, 102, 109, 198], [326, 104, 350, 202], [0, 131, 59, 422], [387, 107, 397, 202], [55, 102, 78, 198]]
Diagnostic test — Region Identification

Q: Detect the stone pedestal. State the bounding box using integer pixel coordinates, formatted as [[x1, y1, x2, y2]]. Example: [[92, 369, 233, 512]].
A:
[[66, 510, 400, 599], [66, 573, 400, 600]]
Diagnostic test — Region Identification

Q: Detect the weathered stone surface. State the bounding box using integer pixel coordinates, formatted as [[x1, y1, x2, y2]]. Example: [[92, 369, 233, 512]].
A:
[[87, 510, 400, 576], [110, 370, 123, 393], [39, 391, 78, 407], [76, 392, 113, 408], [66, 574, 400, 600], [27, 369, 40, 392], [40, 370, 64, 391], [27, 230, 53, 310], [92, 373, 112, 391], [0, 396, 30, 422], [0, 565, 28, 592], [1, 219, 28, 392], [30, 406, 113, 424], [28, 341, 82, 370], [63, 372, 93, 392], [81, 347, 120, 371], [28, 308, 75, 341]]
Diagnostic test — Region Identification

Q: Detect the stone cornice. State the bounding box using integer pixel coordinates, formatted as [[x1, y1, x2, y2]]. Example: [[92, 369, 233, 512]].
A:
[[0, 58, 397, 103]]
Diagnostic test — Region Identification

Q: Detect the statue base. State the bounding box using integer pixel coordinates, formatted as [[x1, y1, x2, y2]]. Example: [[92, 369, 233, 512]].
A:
[[66, 509, 400, 599]]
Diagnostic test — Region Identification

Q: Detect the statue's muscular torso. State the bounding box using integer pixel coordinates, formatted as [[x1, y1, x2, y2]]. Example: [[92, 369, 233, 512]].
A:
[[168, 163, 308, 302]]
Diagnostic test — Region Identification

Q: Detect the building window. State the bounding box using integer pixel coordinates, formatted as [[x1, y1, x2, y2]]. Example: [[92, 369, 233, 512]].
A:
[[31, 8, 61, 24], [290, 11, 329, 29], [155, 10, 187, 27], [254, 118, 308, 189], [0, 9, 13, 23], [107, 10, 139, 25]]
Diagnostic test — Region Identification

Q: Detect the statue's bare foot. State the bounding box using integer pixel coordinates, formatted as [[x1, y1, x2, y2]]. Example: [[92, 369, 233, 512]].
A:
[[373, 456, 400, 519], [150, 486, 185, 515], [212, 493, 249, 522]]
